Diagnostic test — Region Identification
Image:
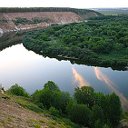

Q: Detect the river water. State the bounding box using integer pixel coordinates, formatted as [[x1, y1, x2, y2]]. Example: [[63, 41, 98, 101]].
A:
[[0, 44, 128, 106]]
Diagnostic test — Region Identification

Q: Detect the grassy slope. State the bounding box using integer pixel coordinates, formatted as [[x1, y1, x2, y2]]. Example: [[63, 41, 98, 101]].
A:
[[0, 93, 79, 128]]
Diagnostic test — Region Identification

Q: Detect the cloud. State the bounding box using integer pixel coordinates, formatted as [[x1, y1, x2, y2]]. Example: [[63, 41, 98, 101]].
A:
[[94, 67, 128, 110], [72, 67, 89, 88]]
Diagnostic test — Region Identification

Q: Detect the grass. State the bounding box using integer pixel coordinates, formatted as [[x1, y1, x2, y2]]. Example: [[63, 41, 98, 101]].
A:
[[10, 95, 43, 113], [3, 93, 80, 128]]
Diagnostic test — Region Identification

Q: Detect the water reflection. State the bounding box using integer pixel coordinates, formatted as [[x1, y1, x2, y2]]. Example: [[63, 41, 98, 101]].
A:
[[72, 67, 90, 87], [94, 67, 128, 110], [0, 44, 128, 102]]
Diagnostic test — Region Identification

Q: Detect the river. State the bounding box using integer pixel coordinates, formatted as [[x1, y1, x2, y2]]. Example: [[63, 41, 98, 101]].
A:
[[0, 43, 128, 108]]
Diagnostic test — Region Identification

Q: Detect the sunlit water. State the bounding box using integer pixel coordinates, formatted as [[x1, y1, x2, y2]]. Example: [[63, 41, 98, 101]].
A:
[[0, 44, 128, 100]]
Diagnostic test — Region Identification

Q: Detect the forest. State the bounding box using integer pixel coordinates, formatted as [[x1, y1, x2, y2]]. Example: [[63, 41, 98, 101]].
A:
[[23, 15, 128, 70], [7, 81, 122, 128]]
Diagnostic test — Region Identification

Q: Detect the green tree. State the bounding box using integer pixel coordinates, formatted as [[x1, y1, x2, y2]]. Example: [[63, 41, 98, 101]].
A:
[[107, 93, 122, 127], [32, 81, 71, 113], [8, 84, 29, 97], [68, 104, 92, 127], [49, 106, 60, 117], [44, 81, 60, 91], [94, 120, 103, 128], [92, 105, 104, 123], [74, 86, 95, 107]]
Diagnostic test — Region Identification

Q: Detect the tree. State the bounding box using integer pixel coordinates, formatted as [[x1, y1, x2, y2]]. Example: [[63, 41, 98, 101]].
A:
[[94, 120, 103, 128], [7, 84, 29, 97], [49, 106, 60, 117], [92, 105, 104, 123], [74, 86, 95, 107], [103, 124, 111, 128], [107, 93, 122, 127], [56, 92, 71, 114], [44, 81, 60, 91], [68, 104, 92, 127], [32, 81, 71, 113], [94, 92, 106, 108]]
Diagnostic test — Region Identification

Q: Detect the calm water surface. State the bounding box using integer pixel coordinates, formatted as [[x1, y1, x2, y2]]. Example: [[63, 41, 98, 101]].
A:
[[0, 44, 128, 99]]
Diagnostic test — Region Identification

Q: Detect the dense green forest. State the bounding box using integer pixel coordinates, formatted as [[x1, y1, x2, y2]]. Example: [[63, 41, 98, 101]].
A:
[[23, 15, 128, 70], [7, 81, 122, 128]]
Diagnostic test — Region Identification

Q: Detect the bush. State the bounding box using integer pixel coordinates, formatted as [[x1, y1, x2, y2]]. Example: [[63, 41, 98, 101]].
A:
[[32, 81, 71, 113], [49, 107, 60, 117], [68, 104, 92, 127], [74, 86, 95, 107], [8, 84, 29, 97], [31, 81, 122, 127]]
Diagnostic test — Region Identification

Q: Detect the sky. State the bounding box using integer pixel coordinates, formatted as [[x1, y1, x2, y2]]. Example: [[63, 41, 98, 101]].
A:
[[0, 0, 128, 8]]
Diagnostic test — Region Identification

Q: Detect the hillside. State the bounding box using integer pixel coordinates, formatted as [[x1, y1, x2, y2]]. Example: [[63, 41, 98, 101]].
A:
[[0, 7, 101, 33], [1, 81, 128, 128], [0, 93, 79, 128]]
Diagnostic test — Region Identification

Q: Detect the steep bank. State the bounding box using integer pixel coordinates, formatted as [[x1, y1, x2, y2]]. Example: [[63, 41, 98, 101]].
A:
[[0, 7, 101, 32], [0, 12, 80, 32]]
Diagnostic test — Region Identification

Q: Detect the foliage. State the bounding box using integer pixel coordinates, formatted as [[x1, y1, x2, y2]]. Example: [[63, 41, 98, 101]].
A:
[[92, 105, 104, 123], [67, 104, 93, 127], [105, 93, 122, 127], [32, 81, 71, 113], [74, 86, 95, 107], [13, 17, 31, 25], [12, 96, 43, 113], [7, 84, 29, 97], [23, 15, 128, 70], [32, 81, 122, 127], [8, 81, 122, 127], [74, 86, 122, 127], [49, 107, 60, 117], [13, 17, 51, 25]]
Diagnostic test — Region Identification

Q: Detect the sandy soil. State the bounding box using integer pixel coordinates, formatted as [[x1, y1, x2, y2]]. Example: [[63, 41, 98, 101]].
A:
[[0, 12, 81, 32]]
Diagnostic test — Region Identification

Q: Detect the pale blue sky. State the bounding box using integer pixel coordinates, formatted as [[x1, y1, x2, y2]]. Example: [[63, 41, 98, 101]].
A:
[[0, 0, 128, 8]]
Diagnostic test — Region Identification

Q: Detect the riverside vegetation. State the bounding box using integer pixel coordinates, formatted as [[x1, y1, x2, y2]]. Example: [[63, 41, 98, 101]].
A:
[[6, 81, 122, 128], [1, 14, 128, 128], [23, 15, 128, 70]]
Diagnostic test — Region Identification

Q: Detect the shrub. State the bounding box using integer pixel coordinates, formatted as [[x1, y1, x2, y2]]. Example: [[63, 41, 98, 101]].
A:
[[49, 107, 60, 117], [68, 104, 92, 127], [8, 84, 29, 97], [32, 81, 71, 113], [74, 86, 95, 107]]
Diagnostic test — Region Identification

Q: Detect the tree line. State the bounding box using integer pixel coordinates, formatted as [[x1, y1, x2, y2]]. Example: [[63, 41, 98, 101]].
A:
[[7, 81, 122, 128], [23, 15, 128, 70], [0, 7, 100, 15]]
